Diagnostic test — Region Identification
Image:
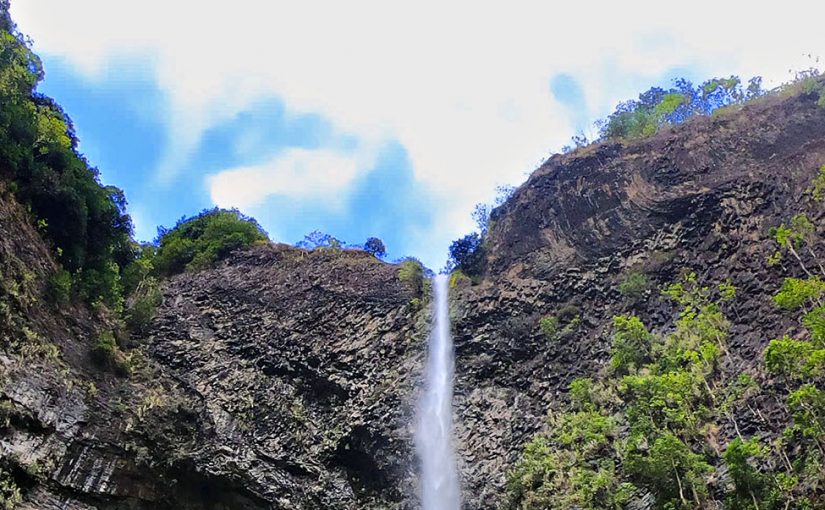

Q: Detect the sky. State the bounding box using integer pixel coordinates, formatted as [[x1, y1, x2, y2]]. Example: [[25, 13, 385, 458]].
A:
[[9, 1, 825, 269]]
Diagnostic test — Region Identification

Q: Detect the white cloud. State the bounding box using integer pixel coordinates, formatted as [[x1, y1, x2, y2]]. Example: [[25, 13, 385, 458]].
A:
[[10, 0, 825, 263], [207, 146, 375, 209]]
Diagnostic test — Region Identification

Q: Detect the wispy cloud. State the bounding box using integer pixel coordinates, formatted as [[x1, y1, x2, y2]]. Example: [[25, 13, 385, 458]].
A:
[[207, 145, 376, 209]]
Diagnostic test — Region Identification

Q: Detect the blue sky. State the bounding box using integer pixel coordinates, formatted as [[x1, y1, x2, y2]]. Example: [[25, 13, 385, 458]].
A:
[[11, 1, 824, 269]]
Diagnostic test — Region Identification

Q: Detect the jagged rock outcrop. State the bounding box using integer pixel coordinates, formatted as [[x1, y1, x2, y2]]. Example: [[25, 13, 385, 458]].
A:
[[2, 86, 825, 509], [140, 245, 427, 508]]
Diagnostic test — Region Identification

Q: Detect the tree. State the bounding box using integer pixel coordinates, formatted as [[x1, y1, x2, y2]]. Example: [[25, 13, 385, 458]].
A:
[[447, 232, 484, 276], [506, 410, 631, 510], [363, 237, 386, 258], [787, 384, 825, 445], [154, 208, 267, 275], [0, 14, 135, 308], [625, 432, 713, 508], [765, 336, 825, 380], [296, 230, 344, 250], [773, 277, 825, 311], [598, 75, 764, 141], [610, 315, 654, 373], [723, 437, 771, 509]]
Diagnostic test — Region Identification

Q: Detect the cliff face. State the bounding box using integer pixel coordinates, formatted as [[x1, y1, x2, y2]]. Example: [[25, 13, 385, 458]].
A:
[[451, 89, 825, 507], [142, 246, 426, 508], [1, 88, 824, 508], [0, 202, 428, 509]]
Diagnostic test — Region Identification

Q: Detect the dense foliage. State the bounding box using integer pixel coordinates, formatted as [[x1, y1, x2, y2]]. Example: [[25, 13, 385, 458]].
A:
[[508, 269, 824, 509], [153, 208, 268, 276], [509, 166, 825, 508], [446, 232, 484, 276], [508, 164, 825, 509], [445, 185, 515, 277], [363, 237, 387, 258], [0, 2, 133, 308], [597, 76, 766, 140]]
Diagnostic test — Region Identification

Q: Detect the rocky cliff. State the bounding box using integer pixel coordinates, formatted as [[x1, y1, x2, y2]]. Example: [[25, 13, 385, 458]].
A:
[[1, 86, 824, 509], [451, 87, 825, 507], [0, 200, 428, 509]]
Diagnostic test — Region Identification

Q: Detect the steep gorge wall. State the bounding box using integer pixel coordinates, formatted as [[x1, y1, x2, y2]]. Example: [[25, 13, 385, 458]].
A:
[[450, 89, 825, 507], [0, 188, 428, 509], [2, 86, 825, 509]]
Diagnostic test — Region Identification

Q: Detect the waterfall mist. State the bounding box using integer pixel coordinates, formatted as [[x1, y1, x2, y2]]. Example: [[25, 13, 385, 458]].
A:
[[415, 274, 460, 510]]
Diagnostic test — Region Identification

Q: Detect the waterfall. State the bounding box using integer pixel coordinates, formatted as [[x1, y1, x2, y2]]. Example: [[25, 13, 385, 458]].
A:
[[415, 274, 460, 510]]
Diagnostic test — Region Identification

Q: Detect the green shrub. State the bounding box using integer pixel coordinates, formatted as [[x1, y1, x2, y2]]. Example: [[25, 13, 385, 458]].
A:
[[121, 244, 156, 296], [398, 258, 424, 297], [446, 232, 484, 277], [809, 166, 825, 202], [774, 277, 825, 311], [506, 411, 628, 510], [624, 432, 713, 508], [47, 269, 71, 303], [363, 237, 386, 258], [610, 315, 653, 373], [787, 384, 825, 442], [75, 261, 124, 312], [723, 437, 773, 508], [0, 466, 21, 510], [90, 331, 129, 376], [448, 270, 471, 289], [568, 378, 595, 411], [154, 208, 268, 276], [125, 278, 162, 333], [618, 271, 649, 300], [539, 316, 558, 340], [765, 336, 825, 379], [539, 307, 582, 342], [599, 75, 764, 141]]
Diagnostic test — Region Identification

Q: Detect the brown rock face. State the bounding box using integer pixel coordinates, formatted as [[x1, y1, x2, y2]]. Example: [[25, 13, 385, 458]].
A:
[[450, 90, 825, 507], [0, 220, 429, 509], [143, 245, 427, 508]]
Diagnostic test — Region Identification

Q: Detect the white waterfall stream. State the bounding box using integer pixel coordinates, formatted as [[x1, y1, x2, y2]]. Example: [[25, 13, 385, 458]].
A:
[[415, 274, 460, 509]]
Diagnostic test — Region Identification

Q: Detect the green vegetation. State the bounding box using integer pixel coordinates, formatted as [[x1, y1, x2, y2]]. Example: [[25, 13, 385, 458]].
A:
[[296, 230, 345, 250], [618, 270, 649, 301], [448, 269, 471, 289], [90, 330, 129, 376], [609, 314, 652, 373], [445, 185, 514, 278], [539, 316, 558, 340], [808, 165, 825, 202], [398, 257, 425, 298], [46, 269, 71, 304], [124, 280, 162, 333], [0, 6, 133, 309], [765, 336, 824, 379], [539, 306, 581, 342], [773, 277, 825, 310], [507, 410, 632, 509], [153, 208, 268, 276], [446, 232, 484, 277], [598, 76, 766, 141], [508, 259, 825, 509], [0, 466, 21, 510], [768, 213, 824, 277], [363, 237, 386, 258]]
